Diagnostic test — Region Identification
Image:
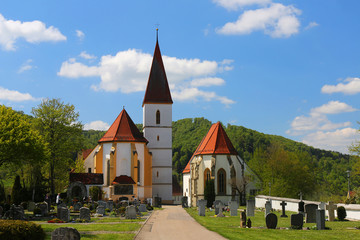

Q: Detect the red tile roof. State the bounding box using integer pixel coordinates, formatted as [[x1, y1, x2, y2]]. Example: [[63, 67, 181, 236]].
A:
[[142, 38, 173, 106], [112, 175, 136, 185], [182, 161, 190, 174], [82, 149, 93, 160], [98, 109, 148, 143], [194, 122, 238, 156], [70, 173, 104, 185]]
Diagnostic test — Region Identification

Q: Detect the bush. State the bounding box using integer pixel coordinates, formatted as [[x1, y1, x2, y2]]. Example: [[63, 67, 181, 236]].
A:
[[11, 176, 22, 205], [0, 220, 45, 240], [0, 181, 6, 203], [33, 207, 42, 215], [204, 179, 215, 208], [89, 186, 101, 201], [337, 206, 347, 221]]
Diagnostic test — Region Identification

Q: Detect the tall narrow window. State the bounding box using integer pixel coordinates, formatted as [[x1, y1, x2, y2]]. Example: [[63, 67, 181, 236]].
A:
[[204, 168, 211, 186], [137, 160, 140, 183], [217, 168, 226, 195], [156, 110, 160, 124]]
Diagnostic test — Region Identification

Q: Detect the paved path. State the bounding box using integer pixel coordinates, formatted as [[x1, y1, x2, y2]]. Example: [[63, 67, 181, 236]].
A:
[[135, 205, 227, 240]]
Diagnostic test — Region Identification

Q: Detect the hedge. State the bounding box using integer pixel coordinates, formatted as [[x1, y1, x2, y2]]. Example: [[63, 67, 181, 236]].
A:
[[0, 220, 45, 240]]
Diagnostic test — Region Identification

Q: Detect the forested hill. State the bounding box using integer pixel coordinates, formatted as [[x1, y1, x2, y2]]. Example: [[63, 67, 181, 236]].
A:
[[83, 117, 360, 200]]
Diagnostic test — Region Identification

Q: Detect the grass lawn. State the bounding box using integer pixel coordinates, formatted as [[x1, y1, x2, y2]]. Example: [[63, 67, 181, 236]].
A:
[[185, 207, 360, 240]]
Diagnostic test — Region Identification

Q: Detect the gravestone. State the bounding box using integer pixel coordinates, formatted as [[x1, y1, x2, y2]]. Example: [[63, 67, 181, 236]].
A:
[[28, 201, 36, 212], [79, 207, 91, 221], [215, 201, 224, 215], [319, 202, 326, 210], [125, 205, 137, 219], [291, 213, 304, 229], [326, 202, 337, 221], [154, 197, 162, 208], [9, 205, 25, 220], [98, 200, 107, 208], [316, 209, 325, 230], [139, 204, 147, 212], [37, 202, 48, 216], [182, 197, 188, 208], [298, 201, 305, 216], [58, 202, 66, 209], [198, 199, 207, 216], [51, 227, 80, 240], [240, 211, 247, 228], [305, 204, 318, 223], [121, 200, 129, 208], [265, 200, 272, 217], [147, 198, 153, 206], [96, 205, 105, 215], [229, 201, 238, 216], [107, 200, 114, 211], [59, 207, 70, 222], [247, 218, 252, 228], [246, 199, 255, 217], [73, 202, 82, 212], [265, 213, 278, 229], [280, 201, 288, 217]]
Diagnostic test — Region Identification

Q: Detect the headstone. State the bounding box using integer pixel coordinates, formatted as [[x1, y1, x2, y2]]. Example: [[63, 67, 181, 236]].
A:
[[181, 197, 188, 208], [58, 202, 66, 209], [198, 199, 207, 216], [121, 200, 129, 208], [125, 205, 137, 219], [59, 207, 70, 222], [139, 204, 147, 212], [305, 204, 318, 223], [246, 199, 255, 217], [291, 213, 304, 229], [319, 202, 326, 210], [265, 213, 278, 229], [147, 198, 153, 206], [316, 209, 325, 230], [229, 201, 238, 216], [280, 201, 288, 217], [214, 200, 224, 215], [265, 200, 271, 217], [96, 205, 105, 215], [51, 227, 80, 240], [133, 199, 140, 207], [154, 197, 162, 208], [247, 218, 252, 228], [9, 205, 25, 220], [79, 207, 91, 221], [298, 201, 305, 216], [240, 211, 247, 228], [73, 202, 82, 212], [28, 201, 36, 212], [326, 202, 337, 221], [37, 202, 48, 216], [107, 200, 114, 211], [98, 200, 107, 208]]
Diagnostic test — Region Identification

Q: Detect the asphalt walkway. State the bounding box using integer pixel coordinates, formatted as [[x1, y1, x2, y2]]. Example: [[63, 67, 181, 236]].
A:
[[135, 205, 227, 240]]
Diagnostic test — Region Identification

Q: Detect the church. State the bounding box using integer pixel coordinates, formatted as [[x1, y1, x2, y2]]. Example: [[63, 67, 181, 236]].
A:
[[81, 32, 173, 203], [182, 122, 261, 207]]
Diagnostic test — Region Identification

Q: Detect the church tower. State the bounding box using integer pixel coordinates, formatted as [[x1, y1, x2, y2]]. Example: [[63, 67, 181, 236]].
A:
[[143, 30, 173, 203]]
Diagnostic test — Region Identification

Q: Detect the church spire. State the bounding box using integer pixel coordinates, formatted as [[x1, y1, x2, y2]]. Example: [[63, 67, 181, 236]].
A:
[[142, 30, 173, 106]]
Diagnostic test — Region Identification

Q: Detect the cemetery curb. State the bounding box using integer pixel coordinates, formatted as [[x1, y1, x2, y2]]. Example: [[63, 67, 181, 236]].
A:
[[133, 209, 154, 239]]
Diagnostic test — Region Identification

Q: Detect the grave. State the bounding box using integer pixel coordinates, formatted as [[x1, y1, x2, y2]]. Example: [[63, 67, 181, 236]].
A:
[[125, 205, 137, 219], [58, 202, 67, 209], [280, 201, 288, 217], [96, 205, 105, 215], [182, 197, 188, 208], [154, 197, 162, 208], [28, 201, 36, 212], [291, 213, 303, 229], [59, 207, 70, 222], [198, 199, 207, 216], [107, 200, 114, 211], [214, 200, 224, 215], [229, 201, 238, 216], [79, 207, 91, 221], [316, 209, 326, 230], [51, 227, 80, 240], [247, 218, 252, 228], [73, 202, 82, 212], [305, 204, 318, 223], [265, 213, 278, 229], [298, 201, 305, 216], [8, 205, 25, 220], [139, 204, 147, 212], [246, 199, 255, 217], [37, 202, 48, 216], [326, 202, 337, 221], [265, 200, 271, 217], [319, 202, 326, 210], [98, 200, 107, 208], [240, 211, 246, 228]]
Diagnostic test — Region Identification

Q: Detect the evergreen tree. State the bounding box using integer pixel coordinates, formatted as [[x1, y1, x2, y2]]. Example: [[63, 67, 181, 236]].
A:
[[11, 175, 22, 205], [204, 179, 215, 208]]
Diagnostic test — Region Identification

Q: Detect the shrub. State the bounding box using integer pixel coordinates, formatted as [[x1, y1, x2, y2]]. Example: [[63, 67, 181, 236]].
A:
[[204, 179, 215, 208], [0, 220, 45, 240], [33, 207, 42, 215], [11, 175, 22, 205], [0, 181, 6, 203], [337, 206, 347, 221], [89, 186, 101, 201]]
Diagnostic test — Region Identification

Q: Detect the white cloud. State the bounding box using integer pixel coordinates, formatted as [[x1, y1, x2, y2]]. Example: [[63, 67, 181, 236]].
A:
[[58, 49, 235, 105], [84, 120, 110, 131], [79, 51, 96, 60], [18, 59, 36, 73], [311, 101, 357, 115], [321, 77, 360, 95], [216, 3, 301, 38], [305, 21, 319, 30], [0, 13, 66, 51], [302, 128, 359, 154], [76, 30, 85, 41], [213, 0, 271, 10], [0, 86, 37, 102]]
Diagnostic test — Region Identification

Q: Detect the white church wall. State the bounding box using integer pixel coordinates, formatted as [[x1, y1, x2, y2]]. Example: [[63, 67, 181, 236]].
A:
[[116, 143, 131, 177], [152, 185, 172, 200], [143, 128, 172, 149], [152, 167, 172, 184], [150, 149, 172, 167], [183, 173, 190, 198], [102, 143, 112, 186], [135, 143, 145, 186], [143, 104, 172, 127], [84, 145, 100, 173]]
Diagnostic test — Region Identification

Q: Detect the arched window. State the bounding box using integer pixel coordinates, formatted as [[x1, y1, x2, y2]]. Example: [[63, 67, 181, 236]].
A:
[[157, 135, 160, 141], [217, 168, 226, 195], [204, 168, 211, 186], [156, 110, 160, 124]]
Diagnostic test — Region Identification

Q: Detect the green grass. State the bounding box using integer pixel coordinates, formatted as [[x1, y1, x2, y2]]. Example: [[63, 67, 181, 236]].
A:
[[185, 207, 360, 240], [41, 222, 141, 232], [45, 233, 135, 240]]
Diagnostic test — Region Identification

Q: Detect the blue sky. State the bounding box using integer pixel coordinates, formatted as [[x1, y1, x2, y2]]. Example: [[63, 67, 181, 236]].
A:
[[0, 0, 359, 154]]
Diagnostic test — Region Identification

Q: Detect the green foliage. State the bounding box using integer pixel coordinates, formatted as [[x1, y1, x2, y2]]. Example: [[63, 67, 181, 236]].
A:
[[204, 180, 215, 208], [0, 220, 45, 240], [337, 206, 347, 221], [0, 181, 5, 203], [89, 186, 101, 201], [11, 175, 22, 205]]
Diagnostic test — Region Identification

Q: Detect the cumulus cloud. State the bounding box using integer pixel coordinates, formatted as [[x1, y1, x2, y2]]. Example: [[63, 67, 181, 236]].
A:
[[311, 101, 357, 115], [0, 86, 38, 102], [76, 30, 85, 41], [216, 3, 301, 38], [18, 59, 36, 73], [79, 51, 96, 60], [321, 77, 360, 95], [0, 13, 66, 51], [58, 49, 235, 105], [213, 0, 271, 10], [84, 120, 110, 131]]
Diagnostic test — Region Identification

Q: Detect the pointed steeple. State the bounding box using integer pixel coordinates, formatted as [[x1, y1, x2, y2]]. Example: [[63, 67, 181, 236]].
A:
[[142, 30, 173, 106], [98, 109, 148, 143]]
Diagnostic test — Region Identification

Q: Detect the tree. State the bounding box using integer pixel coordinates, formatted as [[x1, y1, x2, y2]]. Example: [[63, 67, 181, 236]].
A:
[[11, 175, 22, 205], [32, 99, 83, 195], [204, 179, 215, 208]]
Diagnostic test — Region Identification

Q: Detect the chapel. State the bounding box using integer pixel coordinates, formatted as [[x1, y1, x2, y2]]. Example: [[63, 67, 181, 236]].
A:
[[182, 122, 260, 207]]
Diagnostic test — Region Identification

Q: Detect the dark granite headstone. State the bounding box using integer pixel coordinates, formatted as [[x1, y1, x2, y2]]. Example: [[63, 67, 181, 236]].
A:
[[37, 202, 48, 216], [73, 202, 82, 212], [265, 213, 278, 229], [280, 201, 288, 217], [291, 213, 304, 229], [298, 201, 305, 215], [96, 205, 105, 215], [59, 207, 70, 222], [316, 209, 325, 230], [181, 197, 188, 208], [79, 207, 91, 221], [139, 204, 147, 212], [154, 197, 162, 208], [51, 227, 80, 240], [305, 204, 318, 223]]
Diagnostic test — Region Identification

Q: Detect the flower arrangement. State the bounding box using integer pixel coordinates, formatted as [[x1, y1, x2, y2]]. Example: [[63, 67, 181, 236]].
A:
[[47, 218, 64, 223]]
